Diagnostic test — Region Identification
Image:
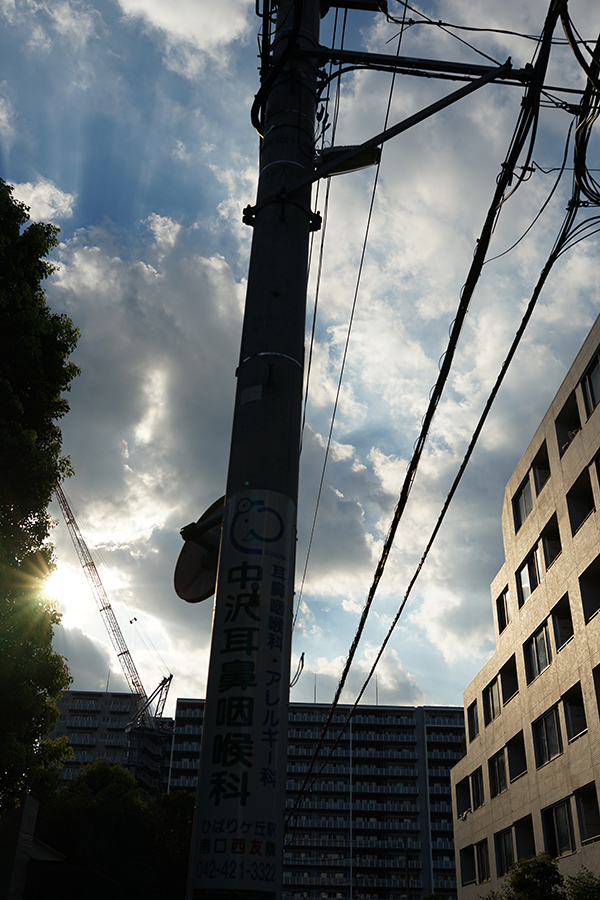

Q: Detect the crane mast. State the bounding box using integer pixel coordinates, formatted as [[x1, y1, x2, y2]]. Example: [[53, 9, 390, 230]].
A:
[[55, 483, 152, 712]]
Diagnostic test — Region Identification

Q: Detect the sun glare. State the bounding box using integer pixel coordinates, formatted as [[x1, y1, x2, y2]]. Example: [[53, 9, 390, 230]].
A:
[[45, 565, 91, 629]]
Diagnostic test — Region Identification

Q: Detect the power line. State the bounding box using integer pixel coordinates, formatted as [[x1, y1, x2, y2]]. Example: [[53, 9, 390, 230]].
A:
[[285, 0, 562, 828]]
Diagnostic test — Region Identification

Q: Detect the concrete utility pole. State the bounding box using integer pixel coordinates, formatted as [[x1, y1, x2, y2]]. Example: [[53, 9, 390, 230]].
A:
[[187, 1, 322, 897]]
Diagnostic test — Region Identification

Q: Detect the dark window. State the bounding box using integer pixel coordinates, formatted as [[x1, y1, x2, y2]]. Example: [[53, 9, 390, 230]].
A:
[[567, 467, 595, 535], [533, 706, 562, 767], [496, 587, 511, 634], [593, 665, 600, 722], [456, 776, 471, 816], [541, 513, 562, 568], [542, 798, 575, 857], [524, 621, 552, 683], [582, 348, 600, 417], [475, 839, 490, 883], [483, 678, 501, 725], [467, 700, 479, 742], [552, 594, 574, 650], [489, 749, 507, 798], [500, 655, 519, 703], [532, 441, 551, 494], [471, 767, 484, 810], [555, 390, 581, 457], [579, 554, 600, 623], [514, 814, 536, 859], [517, 546, 542, 606], [460, 845, 476, 886], [563, 682, 587, 741], [575, 783, 600, 843], [513, 476, 533, 531], [495, 828, 514, 876], [507, 731, 527, 782]]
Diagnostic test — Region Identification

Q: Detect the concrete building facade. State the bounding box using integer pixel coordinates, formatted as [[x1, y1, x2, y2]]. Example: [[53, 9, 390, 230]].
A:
[[451, 317, 600, 897], [169, 698, 464, 900]]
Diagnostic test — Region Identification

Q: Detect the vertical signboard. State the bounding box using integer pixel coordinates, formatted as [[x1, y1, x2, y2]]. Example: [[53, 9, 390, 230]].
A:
[[188, 488, 295, 900]]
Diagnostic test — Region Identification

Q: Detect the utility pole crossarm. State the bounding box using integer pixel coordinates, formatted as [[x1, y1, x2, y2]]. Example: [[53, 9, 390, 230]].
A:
[[304, 46, 534, 85], [55, 483, 149, 708], [247, 59, 513, 213]]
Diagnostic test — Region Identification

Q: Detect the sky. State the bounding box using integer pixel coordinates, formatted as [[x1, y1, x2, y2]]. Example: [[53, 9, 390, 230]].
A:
[[2, 0, 600, 718]]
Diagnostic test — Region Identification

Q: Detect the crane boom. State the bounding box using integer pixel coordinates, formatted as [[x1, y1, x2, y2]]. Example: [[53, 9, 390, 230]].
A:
[[55, 483, 148, 706]]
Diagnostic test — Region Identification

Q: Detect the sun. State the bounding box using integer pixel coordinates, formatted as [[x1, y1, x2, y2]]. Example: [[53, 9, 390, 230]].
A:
[[45, 564, 91, 630]]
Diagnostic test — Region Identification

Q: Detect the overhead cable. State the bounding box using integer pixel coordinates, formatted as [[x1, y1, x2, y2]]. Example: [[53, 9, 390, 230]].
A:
[[285, 0, 563, 831]]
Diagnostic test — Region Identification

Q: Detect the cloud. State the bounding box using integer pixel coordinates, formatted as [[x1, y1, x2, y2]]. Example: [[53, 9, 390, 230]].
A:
[[116, 0, 254, 75], [1, 0, 595, 717], [11, 176, 76, 220], [0, 83, 15, 145], [0, 0, 101, 52], [53, 623, 128, 692]]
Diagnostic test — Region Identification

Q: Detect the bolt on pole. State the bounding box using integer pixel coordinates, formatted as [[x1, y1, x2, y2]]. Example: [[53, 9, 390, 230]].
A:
[[187, 1, 322, 898]]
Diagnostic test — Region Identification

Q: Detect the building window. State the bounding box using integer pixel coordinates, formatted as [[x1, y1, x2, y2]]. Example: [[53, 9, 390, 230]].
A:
[[475, 839, 490, 883], [513, 476, 533, 531], [532, 441, 551, 494], [483, 678, 501, 725], [567, 467, 595, 534], [524, 621, 552, 683], [575, 783, 600, 843], [552, 594, 574, 650], [514, 814, 536, 859], [563, 682, 587, 741], [579, 553, 600, 623], [467, 700, 479, 742], [517, 546, 542, 607], [471, 767, 484, 810], [500, 655, 519, 703], [555, 390, 581, 457], [496, 587, 511, 634], [541, 513, 562, 568], [542, 798, 575, 857], [533, 706, 562, 767], [460, 845, 476, 886], [507, 731, 527, 782], [581, 347, 600, 417], [456, 776, 471, 816], [489, 749, 507, 798], [495, 828, 514, 876]]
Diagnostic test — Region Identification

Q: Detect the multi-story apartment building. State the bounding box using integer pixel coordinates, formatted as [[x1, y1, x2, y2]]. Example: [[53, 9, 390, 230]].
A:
[[52, 689, 173, 797], [451, 316, 600, 897], [169, 698, 464, 900]]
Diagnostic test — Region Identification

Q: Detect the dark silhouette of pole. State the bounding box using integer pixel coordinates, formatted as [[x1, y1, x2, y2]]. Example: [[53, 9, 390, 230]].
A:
[[187, 1, 322, 898]]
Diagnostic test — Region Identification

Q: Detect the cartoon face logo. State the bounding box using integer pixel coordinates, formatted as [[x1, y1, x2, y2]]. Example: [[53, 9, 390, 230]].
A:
[[230, 498, 284, 554]]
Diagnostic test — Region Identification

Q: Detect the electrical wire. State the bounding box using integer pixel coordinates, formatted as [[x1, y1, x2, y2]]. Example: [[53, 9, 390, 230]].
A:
[[285, 0, 563, 831], [293, 5, 409, 637]]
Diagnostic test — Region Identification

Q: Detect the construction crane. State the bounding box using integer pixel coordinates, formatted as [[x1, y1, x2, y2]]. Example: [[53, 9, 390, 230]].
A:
[[55, 482, 172, 727]]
